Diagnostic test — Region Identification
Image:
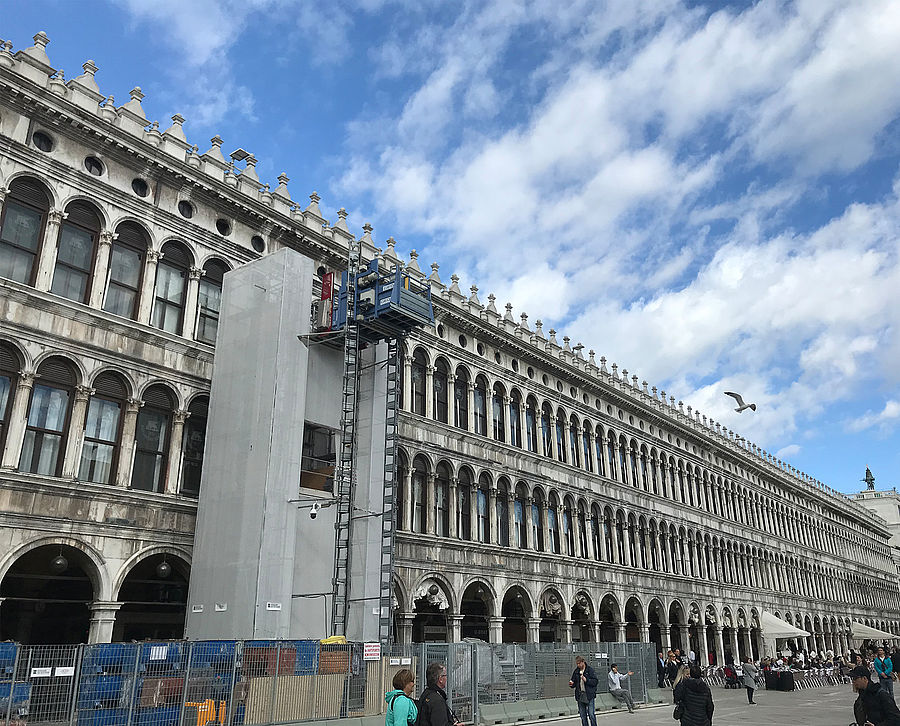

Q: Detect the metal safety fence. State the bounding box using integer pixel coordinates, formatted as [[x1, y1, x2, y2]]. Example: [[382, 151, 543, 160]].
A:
[[0, 640, 655, 726]]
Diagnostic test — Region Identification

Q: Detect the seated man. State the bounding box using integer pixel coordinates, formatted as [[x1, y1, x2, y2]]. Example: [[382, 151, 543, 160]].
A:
[[607, 664, 636, 714]]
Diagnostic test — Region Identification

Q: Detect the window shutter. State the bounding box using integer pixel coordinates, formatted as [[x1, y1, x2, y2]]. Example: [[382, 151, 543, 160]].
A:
[[188, 396, 208, 418], [115, 221, 149, 251], [64, 201, 101, 231], [161, 242, 190, 268], [9, 177, 50, 210], [37, 357, 77, 386], [143, 384, 174, 410], [93, 371, 128, 399], [0, 343, 22, 372]]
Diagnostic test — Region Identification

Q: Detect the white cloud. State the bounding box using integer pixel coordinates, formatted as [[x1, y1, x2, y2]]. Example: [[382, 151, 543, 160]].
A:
[[776, 444, 801, 459], [848, 401, 900, 433]]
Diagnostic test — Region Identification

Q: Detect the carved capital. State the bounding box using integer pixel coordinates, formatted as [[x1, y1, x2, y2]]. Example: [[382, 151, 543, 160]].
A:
[[99, 230, 118, 246], [146, 250, 161, 264], [18, 370, 36, 387], [0, 186, 8, 204], [47, 208, 68, 226], [189, 266, 204, 281], [74, 385, 95, 401], [173, 409, 191, 424], [125, 397, 145, 411]]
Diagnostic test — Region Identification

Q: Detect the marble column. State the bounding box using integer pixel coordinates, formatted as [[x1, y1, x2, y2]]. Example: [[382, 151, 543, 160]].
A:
[[137, 249, 161, 325], [164, 409, 189, 494], [699, 626, 709, 665], [448, 477, 458, 538], [616, 623, 627, 643], [403, 469, 414, 532], [714, 626, 725, 665], [527, 617, 541, 644], [469, 482, 478, 541], [425, 473, 436, 534], [640, 623, 651, 644], [660, 625, 671, 650], [679, 625, 690, 654], [466, 382, 475, 432], [488, 486, 498, 545], [62, 384, 94, 479], [398, 613, 415, 644], [506, 491, 516, 548], [560, 619, 573, 644], [89, 230, 115, 308], [524, 497, 534, 550], [88, 601, 123, 644], [489, 617, 504, 644], [540, 503, 551, 553], [182, 266, 203, 339], [502, 396, 512, 445], [34, 208, 66, 291], [1, 371, 36, 470], [402, 355, 412, 411], [448, 614, 464, 642], [116, 397, 143, 488], [424, 366, 434, 419]]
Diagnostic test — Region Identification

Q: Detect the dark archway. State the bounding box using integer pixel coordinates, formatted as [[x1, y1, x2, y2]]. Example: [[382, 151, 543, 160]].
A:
[[460, 582, 492, 641], [0, 544, 96, 644], [412, 581, 449, 642], [113, 553, 189, 641], [501, 587, 530, 643]]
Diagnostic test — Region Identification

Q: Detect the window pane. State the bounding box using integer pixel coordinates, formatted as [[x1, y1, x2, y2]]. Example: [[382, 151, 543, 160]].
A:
[[27, 385, 69, 431], [136, 409, 169, 453], [50, 264, 88, 301], [84, 398, 121, 442], [1, 203, 41, 251], [20, 430, 61, 475], [0, 375, 10, 419], [155, 263, 185, 303], [0, 244, 36, 284], [198, 279, 221, 314], [109, 244, 142, 287], [78, 441, 114, 484], [132, 451, 164, 491], [103, 283, 136, 317], [56, 224, 93, 270]]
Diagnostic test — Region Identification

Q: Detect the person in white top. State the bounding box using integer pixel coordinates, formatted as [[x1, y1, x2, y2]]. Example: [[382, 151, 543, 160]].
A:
[[607, 664, 636, 714]]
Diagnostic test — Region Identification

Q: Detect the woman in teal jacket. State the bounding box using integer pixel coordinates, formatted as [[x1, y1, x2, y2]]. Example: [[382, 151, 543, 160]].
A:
[[385, 669, 418, 726]]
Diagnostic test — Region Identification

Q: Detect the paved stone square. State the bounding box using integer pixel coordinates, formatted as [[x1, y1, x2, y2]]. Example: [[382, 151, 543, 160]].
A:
[[564, 684, 863, 725]]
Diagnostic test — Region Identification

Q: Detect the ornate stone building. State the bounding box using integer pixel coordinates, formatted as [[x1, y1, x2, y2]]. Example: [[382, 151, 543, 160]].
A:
[[1, 31, 898, 655]]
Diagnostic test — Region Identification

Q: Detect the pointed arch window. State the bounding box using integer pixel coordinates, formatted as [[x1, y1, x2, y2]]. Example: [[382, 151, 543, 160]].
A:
[[20, 357, 76, 476], [52, 201, 100, 303], [132, 384, 174, 492], [532, 495, 545, 551], [594, 432, 605, 476], [197, 260, 228, 344], [477, 479, 490, 543], [152, 242, 191, 334], [569, 415, 580, 466], [181, 396, 208, 496], [104, 222, 147, 319], [590, 506, 602, 561], [555, 411, 567, 462], [497, 482, 510, 546], [434, 464, 450, 537], [563, 507, 575, 556], [618, 437, 627, 483], [411, 460, 427, 533], [0, 177, 49, 285], [78, 371, 127, 484], [629, 445, 638, 487]]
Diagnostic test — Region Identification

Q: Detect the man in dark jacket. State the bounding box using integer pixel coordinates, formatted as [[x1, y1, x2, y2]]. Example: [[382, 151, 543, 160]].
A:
[[418, 662, 459, 726], [673, 665, 714, 726], [851, 665, 900, 726], [657, 652, 667, 688], [569, 656, 599, 726]]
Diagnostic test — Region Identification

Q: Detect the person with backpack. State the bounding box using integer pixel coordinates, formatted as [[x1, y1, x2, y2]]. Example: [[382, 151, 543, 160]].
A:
[[385, 669, 417, 726], [418, 662, 460, 726]]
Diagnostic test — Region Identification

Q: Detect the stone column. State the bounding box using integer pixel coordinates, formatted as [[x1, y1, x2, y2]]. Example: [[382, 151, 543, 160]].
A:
[[466, 381, 475, 432], [639, 623, 650, 644], [403, 469, 414, 532], [698, 626, 709, 665], [163, 409, 189, 494], [729, 629, 740, 661], [616, 623, 626, 643], [502, 395, 512, 445], [519, 398, 527, 450], [88, 601, 123, 644], [62, 384, 94, 479], [540, 502, 551, 553], [470, 482, 479, 541], [524, 497, 534, 550], [489, 617, 504, 644], [527, 617, 541, 644], [137, 249, 161, 325], [449, 614, 464, 643], [507, 491, 516, 548], [570, 508, 582, 558], [660, 625, 671, 650], [89, 230, 115, 308], [424, 366, 434, 419], [34, 208, 66, 291], [714, 627, 725, 665], [398, 613, 415, 644], [116, 397, 143, 488], [488, 486, 498, 545], [402, 355, 412, 411], [1, 371, 36, 470], [425, 473, 436, 534], [679, 625, 690, 654], [182, 266, 203, 339]]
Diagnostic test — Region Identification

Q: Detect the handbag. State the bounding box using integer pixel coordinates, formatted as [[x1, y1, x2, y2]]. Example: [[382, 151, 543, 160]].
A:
[[578, 689, 590, 704], [673, 703, 684, 720]]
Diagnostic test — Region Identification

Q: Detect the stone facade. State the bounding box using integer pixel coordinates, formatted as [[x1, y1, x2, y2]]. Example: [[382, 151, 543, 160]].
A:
[[0, 32, 898, 654]]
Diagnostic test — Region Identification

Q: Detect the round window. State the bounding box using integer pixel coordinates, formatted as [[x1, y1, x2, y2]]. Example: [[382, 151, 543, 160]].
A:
[[216, 218, 232, 236], [178, 200, 194, 219], [639, 421, 645, 430], [618, 410, 624, 420], [32, 131, 53, 152], [437, 324, 445, 338], [458, 335, 467, 348], [84, 156, 104, 176], [542, 374, 549, 385], [569, 386, 576, 397], [583, 394, 589, 404], [606, 405, 612, 414], [477, 343, 485, 356], [527, 366, 534, 379], [131, 178, 149, 197], [251, 235, 265, 253], [494, 352, 501, 364], [667, 434, 673, 443], [629, 415, 634, 425], [511, 359, 519, 372], [556, 381, 563, 392]]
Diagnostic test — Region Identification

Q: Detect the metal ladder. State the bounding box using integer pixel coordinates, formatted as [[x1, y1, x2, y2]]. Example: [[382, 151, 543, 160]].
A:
[[378, 338, 401, 645], [331, 238, 361, 637]]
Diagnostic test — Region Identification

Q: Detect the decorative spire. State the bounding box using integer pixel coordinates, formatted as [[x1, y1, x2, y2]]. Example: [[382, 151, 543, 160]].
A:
[[407, 249, 422, 273], [429, 262, 442, 284], [504, 302, 514, 322], [485, 293, 498, 313], [274, 173, 291, 199], [468, 285, 481, 305]]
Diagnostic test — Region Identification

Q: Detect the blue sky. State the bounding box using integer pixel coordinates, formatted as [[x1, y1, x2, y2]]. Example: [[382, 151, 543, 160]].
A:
[[4, 0, 900, 496]]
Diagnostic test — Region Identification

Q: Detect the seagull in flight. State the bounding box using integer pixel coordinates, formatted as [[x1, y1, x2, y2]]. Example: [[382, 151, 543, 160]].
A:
[[724, 391, 757, 413]]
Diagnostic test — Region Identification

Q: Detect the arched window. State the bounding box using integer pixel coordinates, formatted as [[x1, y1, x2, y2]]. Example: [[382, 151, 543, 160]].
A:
[[540, 404, 553, 458], [591, 505, 602, 561], [577, 504, 588, 557], [411, 457, 427, 533], [78, 371, 127, 484], [555, 410, 567, 463], [0, 342, 22, 455], [410, 349, 427, 415], [514, 484, 527, 549], [563, 505, 575, 556], [181, 395, 208, 496], [104, 221, 147, 319], [509, 390, 522, 448], [532, 492, 545, 551], [458, 468, 473, 540], [525, 397, 538, 453], [548, 496, 560, 554], [20, 356, 76, 476], [433, 359, 449, 423], [152, 242, 191, 334], [477, 475, 490, 543], [454, 366, 469, 430], [491, 383, 505, 441], [582, 424, 593, 473], [594, 431, 605, 476], [434, 463, 451, 537], [606, 431, 617, 479], [629, 442, 638, 487], [0, 177, 50, 285], [473, 376, 488, 435], [197, 259, 228, 344], [569, 414, 580, 467], [132, 384, 174, 492], [396, 452, 408, 530], [618, 436, 627, 483], [52, 201, 100, 303], [497, 479, 510, 546]]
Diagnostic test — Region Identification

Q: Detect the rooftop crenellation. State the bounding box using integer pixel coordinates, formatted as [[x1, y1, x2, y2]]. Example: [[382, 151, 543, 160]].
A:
[[0, 30, 858, 515]]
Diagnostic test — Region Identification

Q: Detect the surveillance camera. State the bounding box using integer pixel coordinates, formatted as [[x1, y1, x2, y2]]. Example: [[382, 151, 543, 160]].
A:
[[310, 502, 321, 520]]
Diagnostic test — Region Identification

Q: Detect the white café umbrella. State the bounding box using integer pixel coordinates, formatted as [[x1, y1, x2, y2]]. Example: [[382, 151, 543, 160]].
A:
[[760, 611, 810, 658], [850, 621, 900, 640]]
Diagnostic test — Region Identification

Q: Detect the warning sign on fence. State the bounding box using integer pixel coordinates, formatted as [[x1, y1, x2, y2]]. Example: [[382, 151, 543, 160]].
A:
[[363, 642, 381, 661]]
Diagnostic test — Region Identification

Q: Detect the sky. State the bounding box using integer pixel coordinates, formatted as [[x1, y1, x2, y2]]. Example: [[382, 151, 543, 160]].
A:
[[3, 0, 900, 496]]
